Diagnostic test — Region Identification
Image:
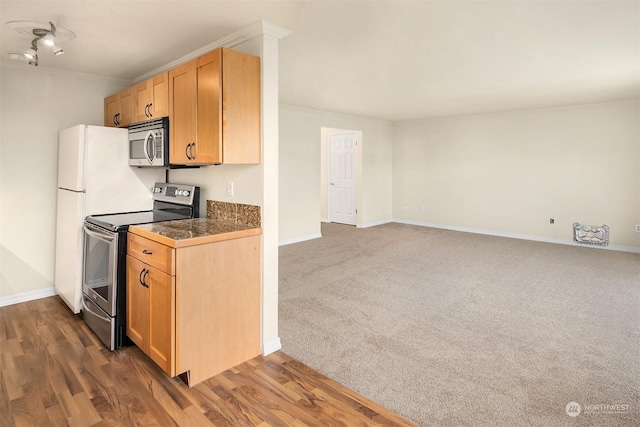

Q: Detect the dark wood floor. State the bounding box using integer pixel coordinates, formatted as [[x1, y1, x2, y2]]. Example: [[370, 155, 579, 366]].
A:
[[0, 296, 416, 426]]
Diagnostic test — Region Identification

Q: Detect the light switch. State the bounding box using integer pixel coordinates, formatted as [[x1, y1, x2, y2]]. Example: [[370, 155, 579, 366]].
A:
[[227, 182, 234, 197]]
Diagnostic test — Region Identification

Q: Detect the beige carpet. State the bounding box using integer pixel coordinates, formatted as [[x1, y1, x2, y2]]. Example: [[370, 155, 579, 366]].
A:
[[279, 222, 640, 426]]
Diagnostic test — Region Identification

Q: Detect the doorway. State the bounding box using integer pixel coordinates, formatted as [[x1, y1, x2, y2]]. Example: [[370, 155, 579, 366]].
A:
[[320, 128, 362, 227]]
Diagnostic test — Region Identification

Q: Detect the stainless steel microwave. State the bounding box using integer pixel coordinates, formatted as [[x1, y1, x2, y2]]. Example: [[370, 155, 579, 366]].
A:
[[128, 117, 169, 167]]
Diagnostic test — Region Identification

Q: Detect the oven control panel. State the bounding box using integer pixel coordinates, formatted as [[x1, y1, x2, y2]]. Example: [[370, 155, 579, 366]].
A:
[[152, 183, 199, 206]]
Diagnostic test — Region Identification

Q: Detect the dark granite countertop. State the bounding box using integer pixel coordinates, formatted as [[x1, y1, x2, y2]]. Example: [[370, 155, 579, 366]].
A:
[[129, 218, 262, 248]]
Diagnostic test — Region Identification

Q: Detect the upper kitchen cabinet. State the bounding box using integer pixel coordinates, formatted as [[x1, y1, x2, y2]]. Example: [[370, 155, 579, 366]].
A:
[[168, 48, 261, 165], [134, 72, 169, 122], [104, 87, 134, 128]]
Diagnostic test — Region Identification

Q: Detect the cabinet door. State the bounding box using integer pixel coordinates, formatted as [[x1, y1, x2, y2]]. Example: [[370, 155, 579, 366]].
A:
[[104, 94, 119, 127], [134, 80, 151, 122], [126, 255, 149, 352], [135, 72, 169, 122], [148, 265, 175, 375], [195, 50, 222, 164], [220, 48, 261, 164], [169, 60, 197, 164], [150, 72, 169, 119], [118, 87, 134, 127]]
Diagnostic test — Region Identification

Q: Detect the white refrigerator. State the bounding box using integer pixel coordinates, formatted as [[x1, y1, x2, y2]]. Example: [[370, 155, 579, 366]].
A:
[[55, 125, 164, 313]]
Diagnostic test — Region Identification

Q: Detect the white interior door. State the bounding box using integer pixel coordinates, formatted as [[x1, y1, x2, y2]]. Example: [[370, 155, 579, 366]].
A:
[[329, 133, 357, 225]]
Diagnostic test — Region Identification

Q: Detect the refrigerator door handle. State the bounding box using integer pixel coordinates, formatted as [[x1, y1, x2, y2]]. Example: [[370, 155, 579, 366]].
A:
[[144, 131, 155, 165]]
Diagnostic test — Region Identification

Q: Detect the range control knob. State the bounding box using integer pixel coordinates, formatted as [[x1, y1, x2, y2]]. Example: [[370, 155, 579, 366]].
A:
[[183, 190, 190, 197], [175, 190, 183, 196]]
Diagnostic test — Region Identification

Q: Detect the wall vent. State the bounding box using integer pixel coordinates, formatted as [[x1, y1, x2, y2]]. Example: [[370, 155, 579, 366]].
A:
[[573, 223, 609, 246]]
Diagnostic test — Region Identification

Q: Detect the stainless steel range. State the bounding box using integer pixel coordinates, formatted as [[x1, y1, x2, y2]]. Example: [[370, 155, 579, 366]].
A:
[[82, 182, 199, 350]]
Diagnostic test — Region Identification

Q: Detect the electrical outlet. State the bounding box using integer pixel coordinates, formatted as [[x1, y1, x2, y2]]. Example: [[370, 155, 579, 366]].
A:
[[403, 204, 408, 211], [550, 218, 555, 224], [227, 182, 234, 197], [636, 224, 640, 232], [420, 204, 425, 212]]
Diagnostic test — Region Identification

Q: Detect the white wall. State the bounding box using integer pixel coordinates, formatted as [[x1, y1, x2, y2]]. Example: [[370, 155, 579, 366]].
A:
[[0, 62, 130, 300], [279, 105, 393, 244], [392, 101, 640, 250]]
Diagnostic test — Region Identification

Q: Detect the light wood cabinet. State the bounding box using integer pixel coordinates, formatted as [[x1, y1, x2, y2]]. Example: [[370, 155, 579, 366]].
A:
[[126, 229, 261, 386], [168, 60, 197, 164], [168, 48, 261, 165], [126, 255, 175, 373], [134, 72, 169, 122], [104, 87, 134, 127]]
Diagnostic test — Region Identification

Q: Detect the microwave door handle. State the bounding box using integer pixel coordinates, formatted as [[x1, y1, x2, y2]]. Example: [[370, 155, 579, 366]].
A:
[[144, 131, 155, 164], [84, 224, 115, 241]]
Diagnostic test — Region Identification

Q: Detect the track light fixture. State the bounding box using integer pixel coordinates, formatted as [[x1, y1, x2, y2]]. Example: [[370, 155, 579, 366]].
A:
[[6, 20, 75, 66]]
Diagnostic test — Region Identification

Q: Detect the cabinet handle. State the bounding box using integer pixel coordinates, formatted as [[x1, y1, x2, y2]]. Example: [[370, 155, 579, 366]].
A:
[[139, 268, 149, 288], [142, 249, 153, 255], [148, 103, 153, 118], [113, 113, 120, 126], [143, 269, 150, 288], [187, 142, 196, 160]]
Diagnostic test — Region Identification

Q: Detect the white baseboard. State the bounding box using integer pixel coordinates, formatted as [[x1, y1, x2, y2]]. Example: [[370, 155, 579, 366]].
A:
[[263, 337, 282, 355], [358, 218, 393, 229], [279, 233, 322, 246], [0, 287, 57, 308], [393, 219, 640, 253]]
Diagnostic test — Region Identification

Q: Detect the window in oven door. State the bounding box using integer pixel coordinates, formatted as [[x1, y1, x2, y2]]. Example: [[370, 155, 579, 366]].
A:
[[83, 223, 118, 316]]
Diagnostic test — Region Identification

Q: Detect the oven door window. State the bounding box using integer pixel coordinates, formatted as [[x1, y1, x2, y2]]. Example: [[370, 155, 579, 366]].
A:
[[83, 225, 117, 315]]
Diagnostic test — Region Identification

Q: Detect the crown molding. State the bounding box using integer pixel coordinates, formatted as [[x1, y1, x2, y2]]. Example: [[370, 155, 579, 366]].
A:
[[261, 20, 293, 40], [0, 59, 132, 86], [134, 19, 292, 84]]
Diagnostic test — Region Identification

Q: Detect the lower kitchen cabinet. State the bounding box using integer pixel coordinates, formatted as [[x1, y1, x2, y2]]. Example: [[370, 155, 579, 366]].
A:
[[126, 255, 175, 374], [126, 230, 261, 386]]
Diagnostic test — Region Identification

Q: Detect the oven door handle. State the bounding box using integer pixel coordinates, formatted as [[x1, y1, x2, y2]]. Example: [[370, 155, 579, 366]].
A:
[[81, 297, 111, 322], [84, 224, 115, 241]]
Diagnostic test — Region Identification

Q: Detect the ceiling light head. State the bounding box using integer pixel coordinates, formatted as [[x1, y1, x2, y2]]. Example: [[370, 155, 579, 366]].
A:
[[28, 54, 38, 66], [24, 48, 37, 60], [52, 45, 64, 56], [8, 49, 38, 66], [41, 33, 56, 47]]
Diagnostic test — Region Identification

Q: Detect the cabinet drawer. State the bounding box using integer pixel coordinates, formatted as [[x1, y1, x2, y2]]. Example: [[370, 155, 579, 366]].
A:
[[128, 233, 175, 275]]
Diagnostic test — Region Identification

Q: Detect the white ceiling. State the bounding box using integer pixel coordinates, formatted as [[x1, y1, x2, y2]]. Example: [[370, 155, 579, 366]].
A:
[[1, 1, 638, 122]]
